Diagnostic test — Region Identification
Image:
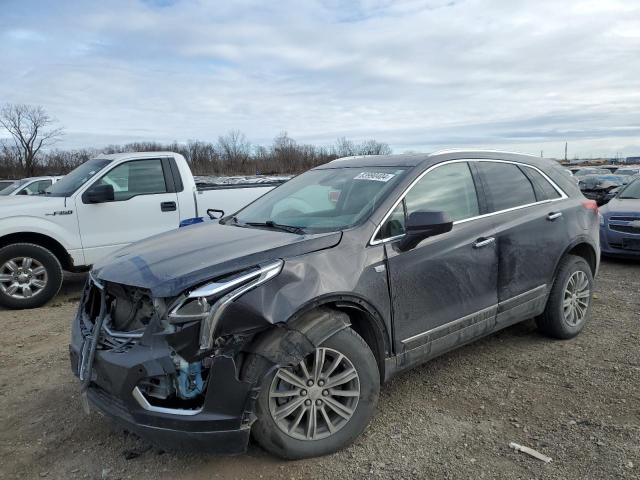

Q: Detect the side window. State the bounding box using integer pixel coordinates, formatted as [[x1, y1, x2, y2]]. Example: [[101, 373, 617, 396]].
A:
[[376, 202, 406, 240], [22, 180, 52, 195], [405, 162, 480, 222], [476, 162, 536, 212], [96, 159, 168, 201], [523, 167, 561, 201]]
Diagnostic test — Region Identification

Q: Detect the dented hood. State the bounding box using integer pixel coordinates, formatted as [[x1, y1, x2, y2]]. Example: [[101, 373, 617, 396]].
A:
[[93, 222, 342, 297]]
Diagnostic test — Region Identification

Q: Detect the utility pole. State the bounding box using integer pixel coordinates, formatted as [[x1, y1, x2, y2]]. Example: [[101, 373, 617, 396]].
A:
[[540, 150, 543, 158], [564, 142, 568, 162]]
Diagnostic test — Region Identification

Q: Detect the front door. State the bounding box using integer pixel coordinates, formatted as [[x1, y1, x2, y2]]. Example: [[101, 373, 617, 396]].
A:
[[379, 161, 499, 353], [75, 158, 180, 265]]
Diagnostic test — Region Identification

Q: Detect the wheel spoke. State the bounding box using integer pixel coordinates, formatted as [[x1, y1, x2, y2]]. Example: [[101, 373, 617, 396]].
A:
[[324, 396, 354, 420], [325, 367, 358, 389], [323, 352, 344, 378], [299, 358, 312, 380], [276, 368, 307, 390], [313, 348, 326, 381], [319, 405, 337, 434], [6, 284, 19, 295], [329, 388, 360, 397], [22, 285, 33, 298], [274, 396, 305, 420], [289, 404, 307, 433], [563, 297, 572, 308], [0, 274, 13, 283], [32, 266, 46, 276], [305, 404, 317, 439], [31, 279, 46, 289], [21, 257, 32, 269], [4, 260, 18, 272], [270, 389, 300, 398]]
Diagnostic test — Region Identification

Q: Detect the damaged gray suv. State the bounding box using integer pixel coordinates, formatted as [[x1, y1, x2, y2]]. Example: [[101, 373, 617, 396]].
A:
[[70, 150, 600, 459]]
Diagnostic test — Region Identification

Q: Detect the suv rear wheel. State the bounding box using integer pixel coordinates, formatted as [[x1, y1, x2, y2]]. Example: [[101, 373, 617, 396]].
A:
[[248, 327, 380, 459], [0, 243, 63, 309], [536, 254, 594, 339]]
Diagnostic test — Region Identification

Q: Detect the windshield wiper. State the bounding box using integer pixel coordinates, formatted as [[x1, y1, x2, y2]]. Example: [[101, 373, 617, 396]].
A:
[[244, 220, 306, 234]]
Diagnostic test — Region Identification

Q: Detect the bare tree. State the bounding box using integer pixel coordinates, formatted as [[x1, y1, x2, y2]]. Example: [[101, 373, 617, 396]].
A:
[[0, 103, 64, 176], [217, 130, 251, 170]]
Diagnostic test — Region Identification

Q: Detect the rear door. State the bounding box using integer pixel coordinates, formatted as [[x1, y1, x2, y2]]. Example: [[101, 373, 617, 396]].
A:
[[380, 161, 499, 353], [472, 160, 569, 324], [75, 158, 180, 264]]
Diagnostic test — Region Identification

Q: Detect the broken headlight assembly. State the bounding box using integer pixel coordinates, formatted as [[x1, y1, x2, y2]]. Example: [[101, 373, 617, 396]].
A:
[[168, 260, 283, 351]]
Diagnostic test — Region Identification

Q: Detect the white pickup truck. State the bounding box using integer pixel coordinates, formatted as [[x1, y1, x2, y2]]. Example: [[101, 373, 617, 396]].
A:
[[0, 152, 282, 309]]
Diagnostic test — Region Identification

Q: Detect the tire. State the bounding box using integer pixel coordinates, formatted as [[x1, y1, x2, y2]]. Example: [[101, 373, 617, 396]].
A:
[[536, 254, 594, 339], [0, 243, 63, 309], [247, 327, 380, 459]]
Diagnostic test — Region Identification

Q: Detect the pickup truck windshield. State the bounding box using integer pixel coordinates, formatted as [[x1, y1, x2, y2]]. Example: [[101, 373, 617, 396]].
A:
[[0, 179, 28, 195], [233, 167, 407, 233], [47, 158, 112, 197]]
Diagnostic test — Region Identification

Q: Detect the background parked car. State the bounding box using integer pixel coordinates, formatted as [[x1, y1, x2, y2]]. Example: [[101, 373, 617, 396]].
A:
[[0, 180, 16, 190], [578, 174, 628, 206], [613, 166, 640, 176], [599, 177, 640, 257], [0, 176, 63, 196], [574, 167, 611, 178]]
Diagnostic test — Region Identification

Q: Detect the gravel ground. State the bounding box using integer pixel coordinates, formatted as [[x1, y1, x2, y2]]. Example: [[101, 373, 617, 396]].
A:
[[0, 259, 638, 480]]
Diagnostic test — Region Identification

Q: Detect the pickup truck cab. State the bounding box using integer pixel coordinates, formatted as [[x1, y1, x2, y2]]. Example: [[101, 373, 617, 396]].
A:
[[0, 176, 63, 196], [0, 152, 279, 309]]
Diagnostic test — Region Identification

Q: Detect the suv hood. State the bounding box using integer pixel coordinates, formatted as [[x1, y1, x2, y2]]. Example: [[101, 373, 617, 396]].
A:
[[93, 222, 342, 297]]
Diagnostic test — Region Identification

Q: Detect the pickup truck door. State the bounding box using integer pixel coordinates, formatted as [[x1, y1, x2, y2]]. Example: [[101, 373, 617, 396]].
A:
[[75, 158, 180, 265]]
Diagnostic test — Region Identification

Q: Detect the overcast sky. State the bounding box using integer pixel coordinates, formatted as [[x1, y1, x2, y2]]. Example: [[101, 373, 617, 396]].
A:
[[1, 0, 639, 158]]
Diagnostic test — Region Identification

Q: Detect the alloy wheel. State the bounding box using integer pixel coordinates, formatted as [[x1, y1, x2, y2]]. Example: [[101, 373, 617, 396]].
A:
[[268, 347, 360, 441], [563, 270, 590, 326], [0, 257, 48, 299]]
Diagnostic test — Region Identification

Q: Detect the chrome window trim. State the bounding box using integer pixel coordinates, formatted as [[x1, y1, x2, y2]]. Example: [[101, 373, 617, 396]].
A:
[[369, 158, 569, 246]]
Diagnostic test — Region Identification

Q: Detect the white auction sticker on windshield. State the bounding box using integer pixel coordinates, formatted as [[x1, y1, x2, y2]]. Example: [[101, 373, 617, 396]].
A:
[[354, 172, 396, 182]]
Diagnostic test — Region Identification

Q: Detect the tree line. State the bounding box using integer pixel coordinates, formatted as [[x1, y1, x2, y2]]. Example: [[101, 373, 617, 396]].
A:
[[0, 104, 392, 178]]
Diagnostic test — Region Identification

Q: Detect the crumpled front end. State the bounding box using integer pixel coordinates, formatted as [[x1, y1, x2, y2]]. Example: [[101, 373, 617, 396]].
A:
[[69, 274, 258, 454]]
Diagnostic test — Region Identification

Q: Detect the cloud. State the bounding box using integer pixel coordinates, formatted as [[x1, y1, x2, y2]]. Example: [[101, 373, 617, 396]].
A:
[[0, 0, 639, 158]]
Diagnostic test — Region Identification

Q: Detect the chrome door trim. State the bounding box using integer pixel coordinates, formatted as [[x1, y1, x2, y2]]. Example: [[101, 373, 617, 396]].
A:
[[399, 284, 548, 347], [401, 304, 498, 347], [370, 159, 569, 246]]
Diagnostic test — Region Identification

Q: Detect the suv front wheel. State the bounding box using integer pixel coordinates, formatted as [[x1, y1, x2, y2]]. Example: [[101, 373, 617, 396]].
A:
[[248, 327, 380, 459]]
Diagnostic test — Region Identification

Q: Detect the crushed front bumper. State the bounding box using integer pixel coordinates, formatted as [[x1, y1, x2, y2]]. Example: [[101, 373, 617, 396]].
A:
[[68, 280, 257, 454]]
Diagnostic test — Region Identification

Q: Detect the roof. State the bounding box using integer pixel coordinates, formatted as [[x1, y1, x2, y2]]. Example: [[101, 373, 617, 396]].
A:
[[317, 149, 547, 170], [95, 151, 179, 161]]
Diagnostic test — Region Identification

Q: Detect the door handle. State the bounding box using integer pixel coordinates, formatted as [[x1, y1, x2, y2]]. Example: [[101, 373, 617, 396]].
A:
[[547, 212, 563, 221], [161, 201, 177, 212], [473, 237, 495, 248]]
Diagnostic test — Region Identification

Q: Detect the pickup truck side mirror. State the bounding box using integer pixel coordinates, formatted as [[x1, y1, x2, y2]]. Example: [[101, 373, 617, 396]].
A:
[[83, 184, 115, 204], [398, 211, 453, 251]]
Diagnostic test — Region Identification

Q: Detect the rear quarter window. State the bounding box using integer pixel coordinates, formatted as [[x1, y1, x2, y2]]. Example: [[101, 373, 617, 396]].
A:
[[522, 167, 562, 201], [476, 162, 537, 212]]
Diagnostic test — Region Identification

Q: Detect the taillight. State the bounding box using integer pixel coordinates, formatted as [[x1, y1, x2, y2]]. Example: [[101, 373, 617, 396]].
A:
[[581, 199, 599, 213]]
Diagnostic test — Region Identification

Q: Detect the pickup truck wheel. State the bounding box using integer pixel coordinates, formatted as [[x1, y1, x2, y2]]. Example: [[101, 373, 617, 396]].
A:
[[536, 254, 593, 339], [0, 243, 63, 310], [248, 327, 380, 459]]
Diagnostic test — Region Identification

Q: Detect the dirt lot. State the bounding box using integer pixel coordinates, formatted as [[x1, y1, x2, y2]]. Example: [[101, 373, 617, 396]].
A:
[[1, 259, 639, 480]]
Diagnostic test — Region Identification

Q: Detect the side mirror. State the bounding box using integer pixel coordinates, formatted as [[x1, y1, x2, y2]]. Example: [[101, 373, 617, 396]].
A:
[[84, 184, 115, 204], [398, 211, 453, 251]]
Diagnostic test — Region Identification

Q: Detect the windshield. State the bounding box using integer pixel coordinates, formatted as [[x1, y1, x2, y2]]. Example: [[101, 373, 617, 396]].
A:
[[232, 167, 408, 233], [618, 179, 640, 199], [615, 169, 639, 176], [47, 158, 112, 197], [0, 179, 28, 195]]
